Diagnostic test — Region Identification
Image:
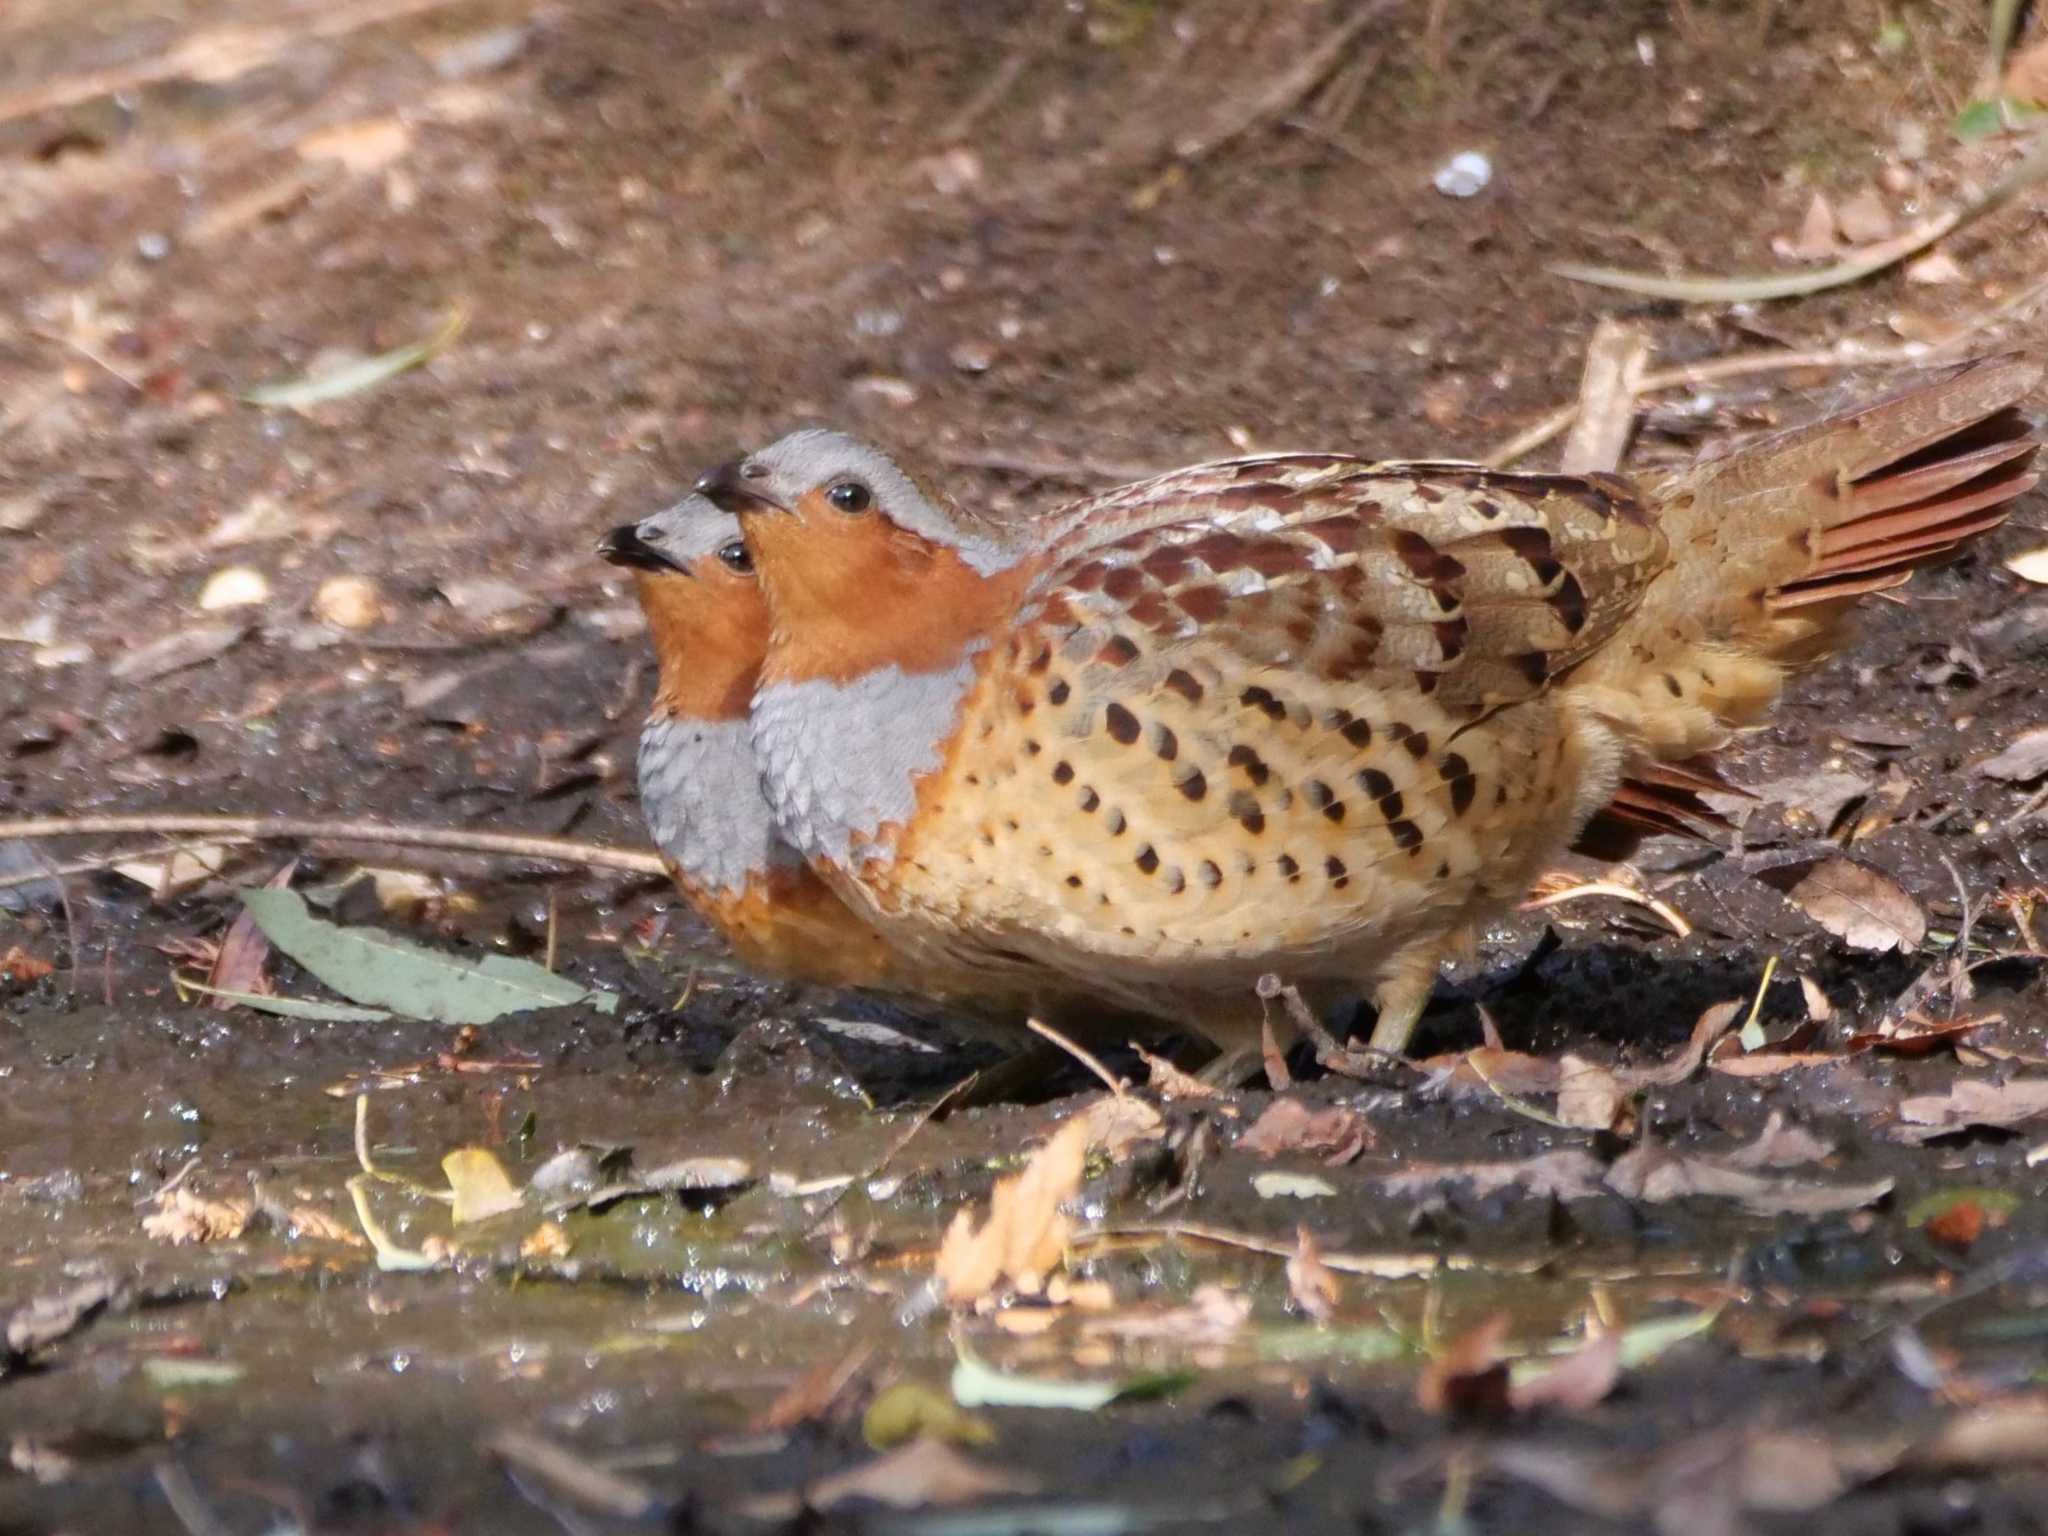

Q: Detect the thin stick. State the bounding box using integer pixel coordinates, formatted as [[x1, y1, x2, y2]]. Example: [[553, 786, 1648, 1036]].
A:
[[0, 0, 478, 124], [1025, 1017, 1127, 1096], [1174, 0, 1396, 162], [1520, 880, 1693, 938], [0, 816, 667, 889], [1557, 318, 1650, 474]]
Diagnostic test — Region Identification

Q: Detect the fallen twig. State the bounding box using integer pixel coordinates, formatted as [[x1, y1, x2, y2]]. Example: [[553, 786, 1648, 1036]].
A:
[[1558, 318, 1651, 474], [1174, 0, 1396, 162], [0, 816, 666, 892], [1521, 878, 1693, 939], [1552, 131, 2048, 302], [1026, 1017, 1128, 1096]]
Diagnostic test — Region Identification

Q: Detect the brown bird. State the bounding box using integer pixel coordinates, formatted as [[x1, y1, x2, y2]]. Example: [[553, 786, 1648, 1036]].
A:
[[704, 355, 2041, 1060], [599, 495, 929, 993]]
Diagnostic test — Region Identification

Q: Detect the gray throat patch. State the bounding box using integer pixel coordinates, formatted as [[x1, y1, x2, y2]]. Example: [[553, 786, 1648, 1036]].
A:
[[638, 715, 796, 897], [749, 654, 980, 869]]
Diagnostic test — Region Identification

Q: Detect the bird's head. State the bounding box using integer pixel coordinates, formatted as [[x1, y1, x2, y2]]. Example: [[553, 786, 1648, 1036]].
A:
[[696, 429, 1032, 682], [598, 494, 764, 719]]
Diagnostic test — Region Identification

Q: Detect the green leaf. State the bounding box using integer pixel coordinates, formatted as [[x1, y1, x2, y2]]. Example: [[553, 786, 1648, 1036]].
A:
[[141, 1358, 244, 1389], [1613, 1307, 1720, 1370], [244, 304, 467, 409], [1906, 1188, 2021, 1227], [949, 1352, 1190, 1413], [1256, 1323, 1408, 1363], [176, 977, 393, 1023], [864, 1381, 997, 1449], [1956, 99, 2008, 140], [239, 887, 616, 1024]]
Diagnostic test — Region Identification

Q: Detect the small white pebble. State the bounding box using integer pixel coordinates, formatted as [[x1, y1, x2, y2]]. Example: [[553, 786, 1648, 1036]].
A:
[[314, 575, 386, 630], [197, 566, 270, 611], [1433, 151, 1492, 198]]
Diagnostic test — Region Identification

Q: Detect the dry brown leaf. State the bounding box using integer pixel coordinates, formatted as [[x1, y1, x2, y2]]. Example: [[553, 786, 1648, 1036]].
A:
[[1709, 1051, 1838, 1078], [519, 1221, 571, 1260], [935, 1116, 1090, 1305], [1774, 192, 1839, 260], [208, 862, 292, 1002], [1619, 1001, 1744, 1088], [143, 1188, 252, 1245], [1417, 1312, 1513, 1419], [1720, 1111, 1833, 1170], [1893, 1077, 2048, 1143], [1238, 1098, 1371, 1165], [1419, 1046, 1561, 1099], [1798, 975, 1833, 1023], [1977, 727, 2048, 784], [1376, 1149, 1606, 1202], [1924, 1201, 1986, 1252], [1784, 857, 1926, 953], [297, 115, 413, 173], [1285, 1226, 1340, 1323], [2005, 37, 2048, 104], [801, 1438, 1036, 1513], [1835, 187, 1894, 244], [1606, 1142, 1890, 1216], [1511, 1329, 1622, 1413], [1133, 1044, 1220, 1100], [1080, 1283, 1251, 1344], [283, 1203, 365, 1245], [751, 1344, 873, 1434], [1076, 1093, 1164, 1159], [0, 947, 55, 983], [1556, 1055, 1625, 1130]]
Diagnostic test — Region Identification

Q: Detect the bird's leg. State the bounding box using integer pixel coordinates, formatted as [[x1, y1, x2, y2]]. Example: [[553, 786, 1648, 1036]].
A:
[[1364, 939, 1451, 1054]]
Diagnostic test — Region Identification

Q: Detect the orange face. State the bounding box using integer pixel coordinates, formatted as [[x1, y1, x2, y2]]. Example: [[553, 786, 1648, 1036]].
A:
[[695, 432, 1035, 686], [738, 486, 1030, 684], [599, 498, 766, 722]]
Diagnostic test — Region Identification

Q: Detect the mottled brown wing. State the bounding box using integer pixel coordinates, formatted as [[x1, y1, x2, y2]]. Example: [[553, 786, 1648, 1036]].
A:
[[1021, 456, 1670, 718]]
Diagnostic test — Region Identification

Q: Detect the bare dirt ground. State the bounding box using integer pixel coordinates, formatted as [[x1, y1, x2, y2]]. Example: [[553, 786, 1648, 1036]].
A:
[[6, 1, 2048, 1531]]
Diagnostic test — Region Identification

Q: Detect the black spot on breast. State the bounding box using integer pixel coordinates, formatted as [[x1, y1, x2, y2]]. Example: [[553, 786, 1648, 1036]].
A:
[[1387, 724, 1430, 759], [1165, 668, 1203, 702], [1024, 739, 1042, 756], [1230, 790, 1265, 834], [1105, 703, 1140, 744], [1240, 685, 1288, 722], [1104, 807, 1126, 836], [1079, 786, 1101, 813], [1066, 874, 1083, 888], [1197, 860, 1222, 888], [1388, 819, 1423, 850], [1341, 717, 1373, 749], [1097, 635, 1141, 666], [1277, 853, 1301, 880], [1053, 760, 1074, 785], [1440, 753, 1475, 816], [1177, 767, 1207, 801], [1661, 672, 1682, 697], [1135, 844, 1160, 875], [1162, 864, 1186, 894], [1228, 744, 1272, 785], [1325, 855, 1349, 889], [1153, 725, 1179, 761], [1356, 767, 1394, 802], [1049, 678, 1072, 705], [1305, 779, 1334, 810]]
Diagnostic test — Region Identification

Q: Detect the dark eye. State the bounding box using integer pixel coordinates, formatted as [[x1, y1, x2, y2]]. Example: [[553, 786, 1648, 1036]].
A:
[[716, 540, 752, 573], [826, 480, 873, 514]]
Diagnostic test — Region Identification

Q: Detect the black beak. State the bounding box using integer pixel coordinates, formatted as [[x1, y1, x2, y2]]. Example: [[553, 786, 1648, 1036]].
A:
[[695, 459, 781, 515], [597, 521, 686, 574]]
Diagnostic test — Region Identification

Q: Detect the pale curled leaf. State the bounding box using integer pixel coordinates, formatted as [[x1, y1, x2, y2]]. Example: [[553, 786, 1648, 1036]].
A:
[[934, 1116, 1090, 1305], [244, 304, 467, 409], [1894, 1077, 2048, 1143], [1977, 727, 2048, 784], [1784, 857, 1926, 953], [239, 888, 615, 1024], [1605, 1143, 1891, 1216], [443, 1148, 524, 1224], [1555, 1055, 1626, 1130], [1285, 1226, 1340, 1322], [1238, 1098, 1370, 1163]]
